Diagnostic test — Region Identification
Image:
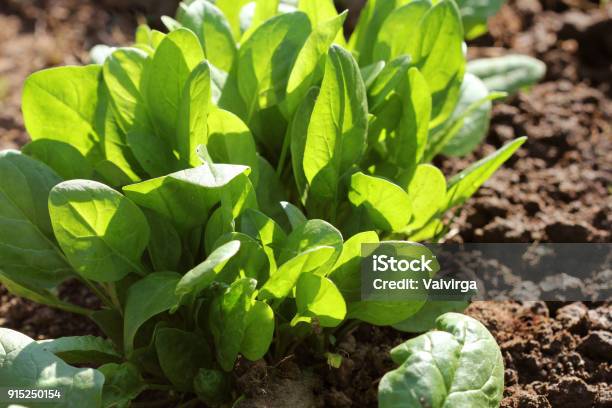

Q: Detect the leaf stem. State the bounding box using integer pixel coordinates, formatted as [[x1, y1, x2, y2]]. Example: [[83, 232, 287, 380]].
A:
[[105, 282, 123, 316], [52, 301, 93, 317]]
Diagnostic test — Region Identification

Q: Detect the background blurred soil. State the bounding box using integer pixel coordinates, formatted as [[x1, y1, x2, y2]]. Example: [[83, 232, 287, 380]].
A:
[[0, 0, 610, 407]]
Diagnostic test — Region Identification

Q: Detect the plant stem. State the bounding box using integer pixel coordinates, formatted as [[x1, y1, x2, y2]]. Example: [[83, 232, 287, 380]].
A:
[[53, 301, 93, 317], [105, 283, 123, 316]]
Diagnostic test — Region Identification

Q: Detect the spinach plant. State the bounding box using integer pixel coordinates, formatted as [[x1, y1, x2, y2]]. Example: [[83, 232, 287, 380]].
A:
[[0, 0, 527, 406]]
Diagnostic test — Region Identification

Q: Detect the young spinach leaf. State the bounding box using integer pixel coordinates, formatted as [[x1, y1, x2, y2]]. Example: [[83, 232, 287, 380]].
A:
[[379, 313, 504, 408], [303, 45, 368, 218], [49, 180, 150, 282], [0, 328, 105, 407]]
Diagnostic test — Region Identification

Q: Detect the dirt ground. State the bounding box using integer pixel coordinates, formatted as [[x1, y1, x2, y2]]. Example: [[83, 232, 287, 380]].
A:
[[0, 0, 610, 407], [440, 0, 612, 244]]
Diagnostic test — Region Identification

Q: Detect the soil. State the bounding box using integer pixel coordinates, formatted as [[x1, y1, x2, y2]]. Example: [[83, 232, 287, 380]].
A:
[[439, 0, 612, 244], [0, 0, 610, 407]]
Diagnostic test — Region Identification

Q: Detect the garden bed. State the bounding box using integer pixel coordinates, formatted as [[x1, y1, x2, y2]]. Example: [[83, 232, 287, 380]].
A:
[[0, 0, 610, 407]]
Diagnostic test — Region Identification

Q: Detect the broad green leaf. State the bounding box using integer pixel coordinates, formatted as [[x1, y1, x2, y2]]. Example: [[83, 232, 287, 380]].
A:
[[441, 72, 492, 156], [414, 0, 465, 128], [209, 278, 256, 371], [104, 45, 178, 179], [241, 300, 274, 360], [207, 108, 259, 185], [372, 0, 432, 62], [456, 0, 505, 39], [280, 201, 307, 231], [392, 300, 468, 333], [467, 54, 546, 95], [366, 94, 402, 158], [23, 140, 93, 181], [290, 87, 319, 203], [328, 231, 379, 301], [303, 45, 368, 215], [102, 47, 149, 132], [194, 369, 231, 406], [213, 233, 269, 284], [292, 273, 346, 327], [425, 91, 504, 161], [403, 164, 446, 232], [99, 362, 146, 408], [96, 95, 143, 185], [361, 61, 386, 88], [124, 271, 181, 355], [126, 121, 180, 179], [237, 208, 287, 272], [156, 328, 213, 391], [123, 163, 252, 231], [237, 12, 310, 124], [249, 0, 282, 34], [445, 137, 526, 209], [22, 65, 103, 163], [49, 180, 150, 282], [145, 28, 204, 143], [237, 208, 287, 250], [0, 328, 104, 408], [177, 61, 211, 167], [348, 172, 411, 231], [368, 56, 411, 113], [390, 67, 431, 175], [178, 0, 237, 71], [161, 15, 183, 32], [379, 313, 504, 408], [349, 0, 408, 66], [145, 211, 182, 272], [278, 219, 343, 266], [175, 240, 241, 303], [0, 151, 70, 289], [107, 44, 181, 180], [284, 11, 347, 116], [135, 24, 153, 46], [150, 30, 167, 49], [215, 0, 251, 39], [259, 246, 336, 299], [38, 336, 121, 365], [298, 0, 346, 44]]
